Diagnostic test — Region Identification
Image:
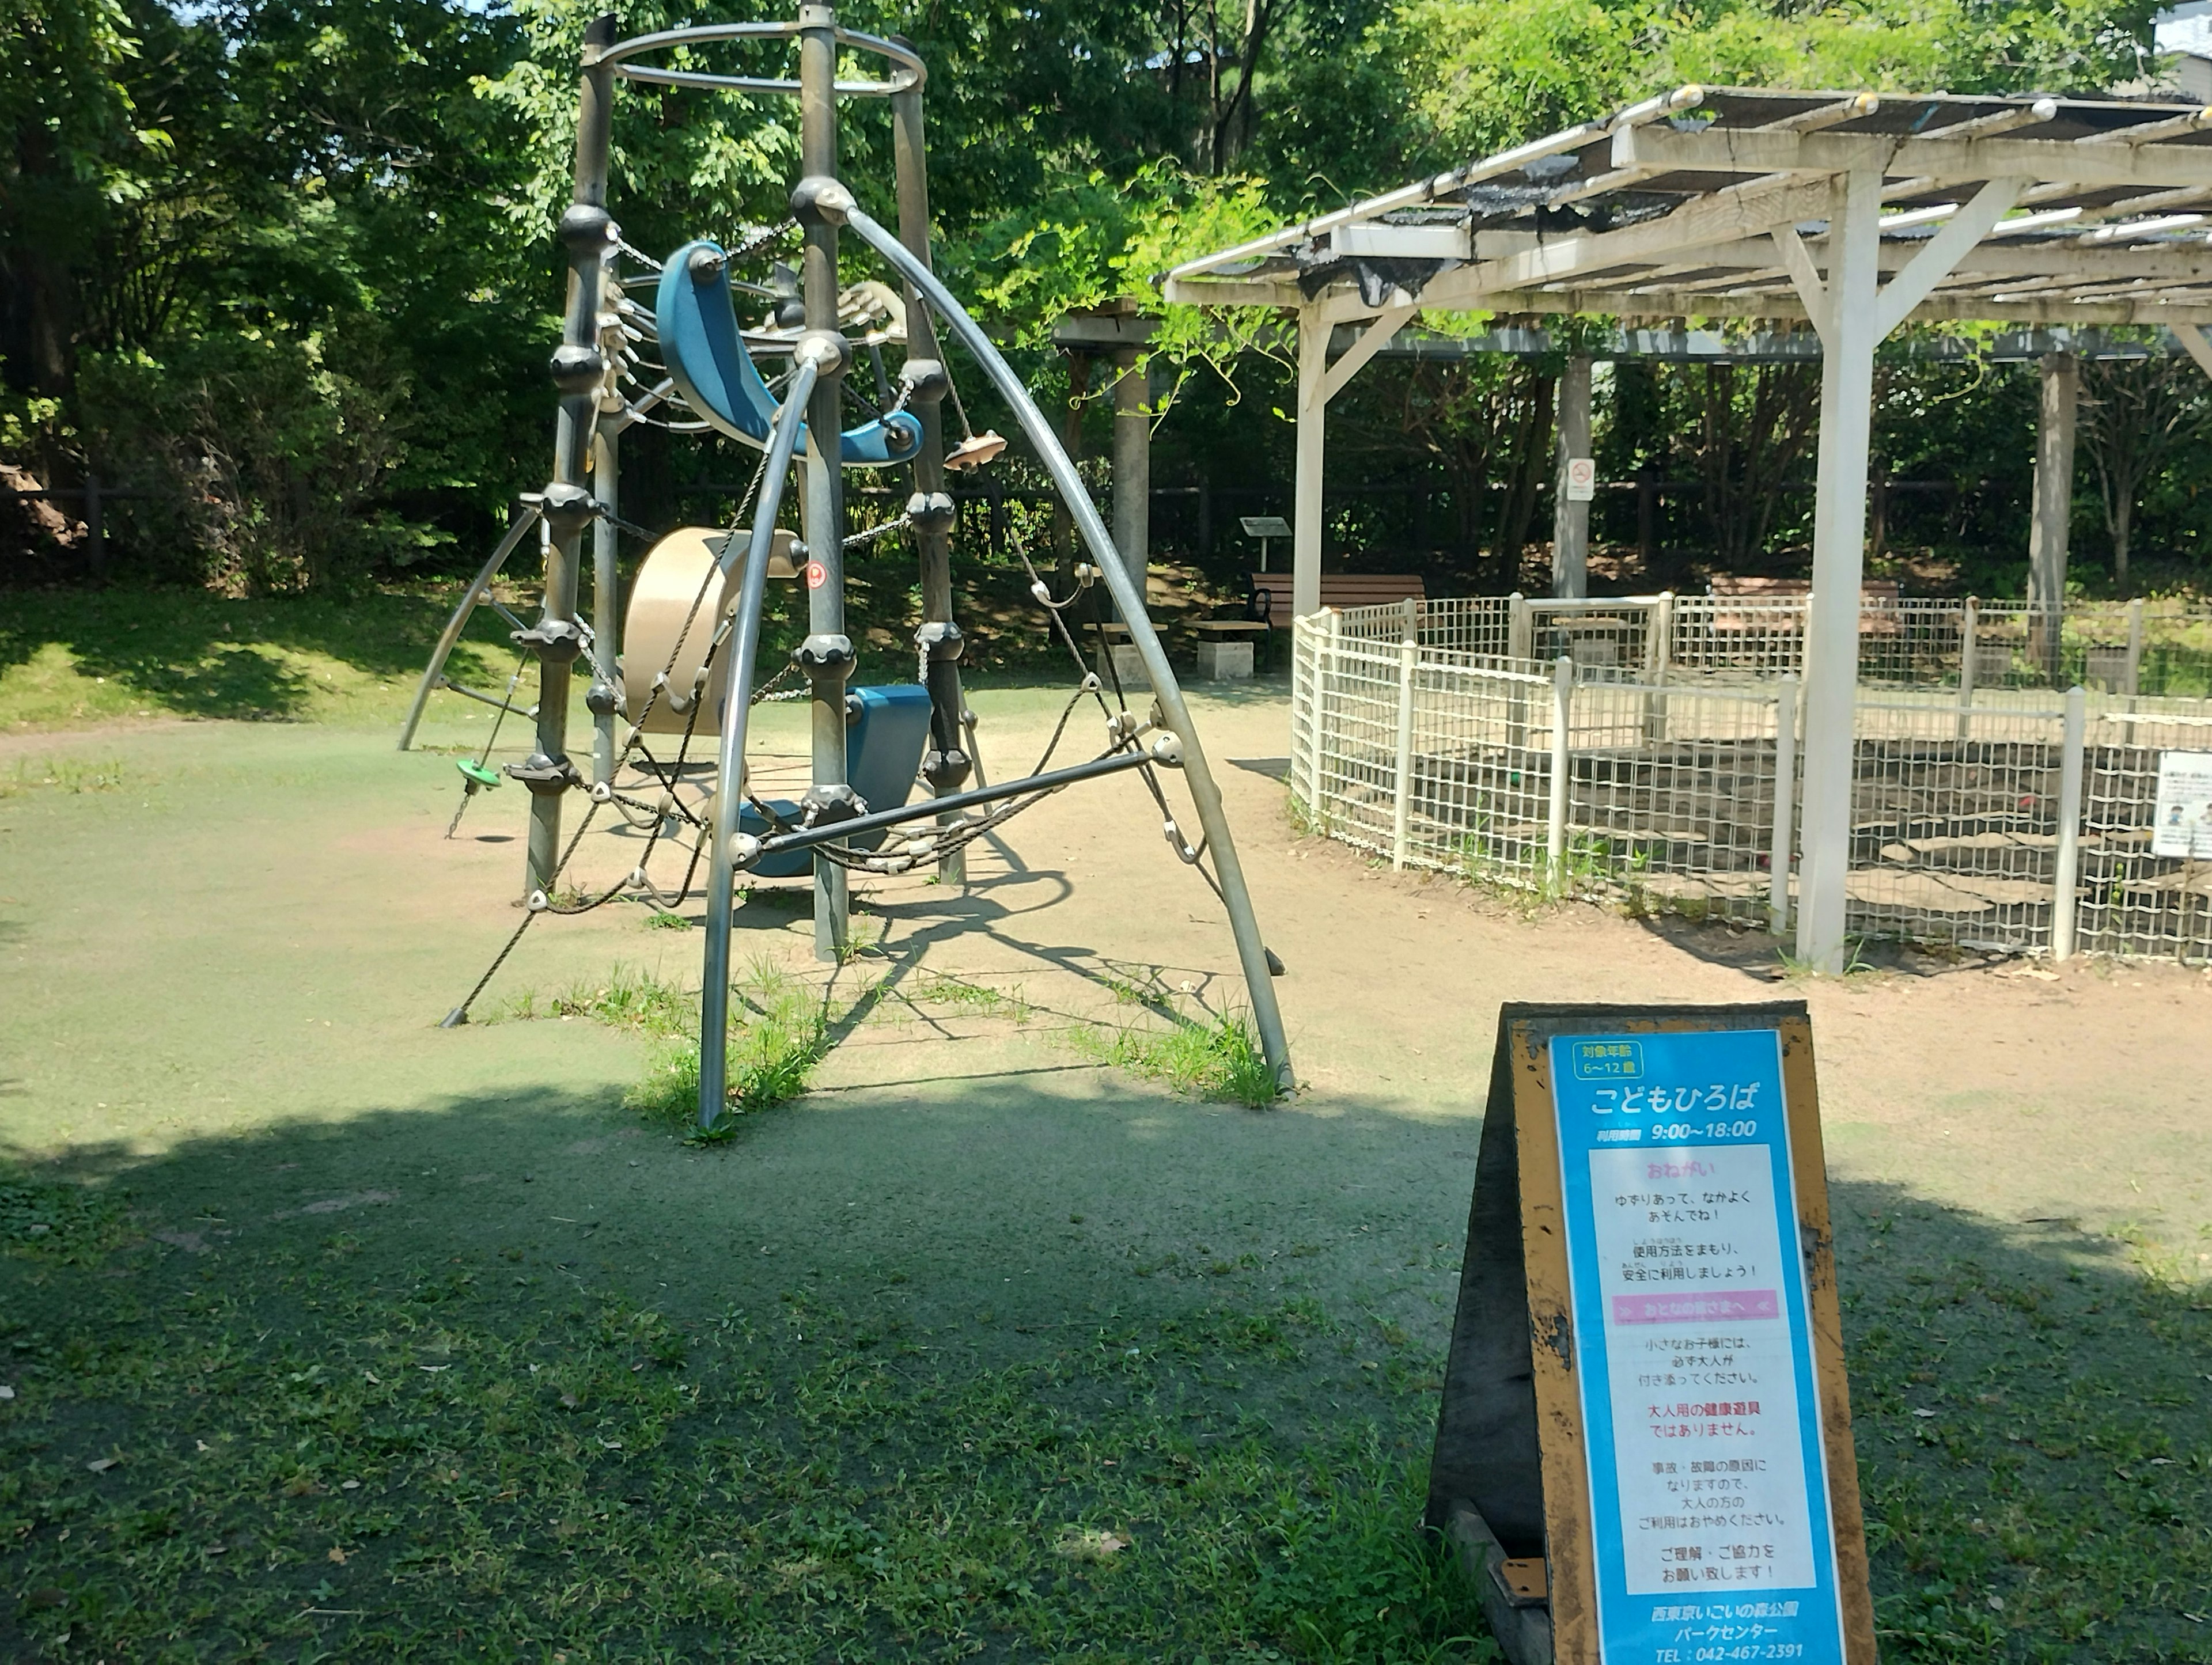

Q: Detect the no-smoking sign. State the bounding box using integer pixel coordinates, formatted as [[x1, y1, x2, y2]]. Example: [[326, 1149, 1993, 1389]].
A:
[[1565, 457, 1597, 502]]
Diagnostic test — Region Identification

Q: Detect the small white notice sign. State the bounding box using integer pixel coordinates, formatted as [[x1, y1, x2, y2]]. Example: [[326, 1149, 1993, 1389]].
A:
[[2152, 750, 2212, 859], [1241, 515, 1291, 539], [1566, 457, 1597, 502]]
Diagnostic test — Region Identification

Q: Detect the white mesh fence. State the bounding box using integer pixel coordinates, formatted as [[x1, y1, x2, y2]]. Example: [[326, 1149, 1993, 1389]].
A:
[[1291, 608, 2212, 965]]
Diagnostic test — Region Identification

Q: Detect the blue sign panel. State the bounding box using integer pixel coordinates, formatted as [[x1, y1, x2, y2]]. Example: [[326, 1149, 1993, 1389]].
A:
[[1549, 1029, 1847, 1665]]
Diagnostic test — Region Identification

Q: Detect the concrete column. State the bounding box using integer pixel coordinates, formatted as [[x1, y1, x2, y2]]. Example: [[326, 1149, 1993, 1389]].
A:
[[1293, 305, 1327, 619], [2027, 351, 2078, 678], [1794, 169, 1883, 974], [1111, 346, 1149, 616], [1552, 353, 1592, 598]]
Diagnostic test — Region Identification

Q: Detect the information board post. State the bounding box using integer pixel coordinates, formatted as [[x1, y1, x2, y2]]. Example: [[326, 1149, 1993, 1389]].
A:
[[1429, 1003, 1876, 1665]]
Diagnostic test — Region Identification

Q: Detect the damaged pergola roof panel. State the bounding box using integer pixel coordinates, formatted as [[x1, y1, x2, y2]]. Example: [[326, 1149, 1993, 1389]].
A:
[[1163, 86, 2212, 331]]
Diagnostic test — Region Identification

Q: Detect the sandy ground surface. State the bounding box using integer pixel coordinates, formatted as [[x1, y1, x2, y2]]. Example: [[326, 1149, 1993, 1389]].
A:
[[2, 682, 2207, 1311]]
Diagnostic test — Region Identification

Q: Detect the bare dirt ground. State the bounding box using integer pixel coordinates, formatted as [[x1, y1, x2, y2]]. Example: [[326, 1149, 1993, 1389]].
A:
[[4, 681, 2207, 1262]]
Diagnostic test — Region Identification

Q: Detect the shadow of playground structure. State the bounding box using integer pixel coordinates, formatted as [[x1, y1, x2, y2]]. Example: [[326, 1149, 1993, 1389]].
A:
[[0, 1086, 2206, 1662]]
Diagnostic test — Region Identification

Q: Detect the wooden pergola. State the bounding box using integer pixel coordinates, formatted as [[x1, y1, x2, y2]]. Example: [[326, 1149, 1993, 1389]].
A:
[[1162, 86, 2212, 972]]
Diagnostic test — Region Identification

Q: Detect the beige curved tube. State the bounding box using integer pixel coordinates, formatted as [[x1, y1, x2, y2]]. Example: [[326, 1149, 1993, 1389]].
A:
[[619, 524, 798, 734]]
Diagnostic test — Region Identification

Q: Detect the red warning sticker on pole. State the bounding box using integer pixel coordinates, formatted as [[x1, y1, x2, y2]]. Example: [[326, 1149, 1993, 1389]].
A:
[[804, 560, 827, 589]]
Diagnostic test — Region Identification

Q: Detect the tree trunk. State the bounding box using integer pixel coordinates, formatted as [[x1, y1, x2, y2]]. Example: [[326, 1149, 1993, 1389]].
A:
[[2113, 495, 2131, 592]]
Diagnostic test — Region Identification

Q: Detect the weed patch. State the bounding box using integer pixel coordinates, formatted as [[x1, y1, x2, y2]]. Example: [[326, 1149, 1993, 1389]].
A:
[[1075, 1007, 1281, 1108]]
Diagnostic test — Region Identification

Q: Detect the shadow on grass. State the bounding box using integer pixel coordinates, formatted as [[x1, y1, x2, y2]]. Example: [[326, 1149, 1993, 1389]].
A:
[[1, 1085, 2205, 1663]]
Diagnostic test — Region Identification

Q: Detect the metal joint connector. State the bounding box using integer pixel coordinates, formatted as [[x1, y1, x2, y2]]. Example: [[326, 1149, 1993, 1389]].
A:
[[896, 358, 949, 403], [906, 491, 955, 535], [549, 344, 605, 393], [506, 753, 580, 798], [914, 617, 963, 659], [556, 203, 615, 253], [511, 617, 586, 665], [792, 328, 851, 377], [793, 632, 855, 675], [800, 783, 866, 826], [584, 679, 623, 718], [790, 175, 857, 227], [536, 481, 597, 537]]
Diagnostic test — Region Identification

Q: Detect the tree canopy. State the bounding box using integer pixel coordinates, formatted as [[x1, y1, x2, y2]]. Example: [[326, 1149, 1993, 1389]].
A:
[[2, 0, 2199, 597]]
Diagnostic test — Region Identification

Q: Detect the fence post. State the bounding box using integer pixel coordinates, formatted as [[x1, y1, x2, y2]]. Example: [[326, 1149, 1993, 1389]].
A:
[[1954, 594, 1979, 745], [1548, 655, 1574, 888], [2051, 684, 2086, 961], [1508, 590, 1532, 663], [2123, 597, 2145, 697], [1302, 609, 1340, 825], [1392, 628, 1418, 870], [1767, 673, 1799, 936], [1644, 589, 1675, 744]]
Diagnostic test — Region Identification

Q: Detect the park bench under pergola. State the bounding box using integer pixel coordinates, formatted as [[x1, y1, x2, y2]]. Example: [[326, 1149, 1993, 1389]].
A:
[[1161, 85, 2212, 973]]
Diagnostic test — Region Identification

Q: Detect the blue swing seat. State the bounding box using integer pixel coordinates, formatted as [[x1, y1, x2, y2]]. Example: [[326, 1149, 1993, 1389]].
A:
[[736, 683, 933, 878], [655, 239, 922, 467]]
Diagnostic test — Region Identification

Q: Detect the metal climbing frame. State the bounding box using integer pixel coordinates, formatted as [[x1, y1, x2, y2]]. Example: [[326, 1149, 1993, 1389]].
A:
[[419, 8, 1294, 1120]]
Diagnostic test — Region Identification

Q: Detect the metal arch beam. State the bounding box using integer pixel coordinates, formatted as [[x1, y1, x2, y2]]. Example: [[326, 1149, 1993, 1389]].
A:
[[696, 357, 819, 1128], [397, 505, 544, 751], [843, 204, 1297, 1093]]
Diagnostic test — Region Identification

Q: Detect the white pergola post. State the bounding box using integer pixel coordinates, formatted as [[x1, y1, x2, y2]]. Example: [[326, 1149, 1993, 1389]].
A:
[[2027, 351, 2078, 677], [1293, 301, 1416, 619], [1293, 306, 1330, 619], [1111, 346, 1150, 616], [1795, 170, 1884, 973], [1552, 353, 1593, 598]]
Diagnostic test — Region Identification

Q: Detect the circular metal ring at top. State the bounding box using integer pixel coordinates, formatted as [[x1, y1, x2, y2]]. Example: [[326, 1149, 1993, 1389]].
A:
[[591, 21, 923, 97]]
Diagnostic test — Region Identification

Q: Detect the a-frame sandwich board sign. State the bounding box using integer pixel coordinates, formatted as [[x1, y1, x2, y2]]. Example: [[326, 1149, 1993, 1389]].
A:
[[1427, 1002, 1877, 1665]]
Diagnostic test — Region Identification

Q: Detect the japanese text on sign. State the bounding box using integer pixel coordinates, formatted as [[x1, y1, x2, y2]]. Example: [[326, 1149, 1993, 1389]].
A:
[[1551, 1029, 1847, 1665]]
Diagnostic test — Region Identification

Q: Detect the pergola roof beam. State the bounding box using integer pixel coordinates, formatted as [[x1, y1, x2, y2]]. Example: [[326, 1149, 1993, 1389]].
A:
[[1608, 125, 2212, 192]]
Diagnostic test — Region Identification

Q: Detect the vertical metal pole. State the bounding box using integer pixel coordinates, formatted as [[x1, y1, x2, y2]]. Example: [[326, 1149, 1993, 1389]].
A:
[[1392, 619, 1417, 871], [1293, 305, 1327, 620], [1796, 168, 1881, 973], [589, 425, 620, 787], [890, 65, 970, 888], [1548, 655, 1573, 888], [2051, 684, 2086, 961], [1770, 673, 1798, 937], [525, 13, 618, 899], [797, 2, 850, 960], [1551, 354, 1591, 598], [699, 361, 820, 1125]]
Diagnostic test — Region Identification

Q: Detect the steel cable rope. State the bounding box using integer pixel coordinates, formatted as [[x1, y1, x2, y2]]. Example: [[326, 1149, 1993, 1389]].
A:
[[445, 645, 534, 838], [1000, 524, 1231, 902]]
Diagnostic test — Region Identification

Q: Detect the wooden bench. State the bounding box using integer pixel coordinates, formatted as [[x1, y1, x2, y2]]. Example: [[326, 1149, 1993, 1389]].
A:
[[1247, 571, 1427, 627], [1707, 575, 1903, 636]]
